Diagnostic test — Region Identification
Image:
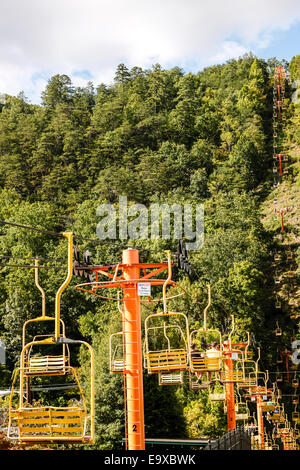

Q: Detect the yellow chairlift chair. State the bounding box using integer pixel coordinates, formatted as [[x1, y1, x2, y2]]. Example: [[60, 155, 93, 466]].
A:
[[236, 337, 258, 390], [21, 259, 70, 377], [208, 377, 226, 401], [292, 373, 299, 389], [208, 389, 226, 402], [271, 435, 280, 451], [109, 331, 125, 373], [221, 317, 247, 385], [189, 285, 223, 390], [292, 405, 300, 422], [158, 371, 184, 386], [7, 233, 95, 445], [274, 271, 281, 284], [274, 252, 281, 262], [108, 293, 126, 374], [247, 369, 269, 397], [275, 368, 283, 384], [274, 321, 282, 337], [269, 403, 285, 423], [8, 341, 94, 444], [145, 312, 189, 374], [144, 252, 190, 375], [276, 348, 283, 365], [271, 381, 280, 402], [261, 398, 276, 414], [293, 392, 299, 406], [235, 396, 249, 422], [263, 432, 274, 451]]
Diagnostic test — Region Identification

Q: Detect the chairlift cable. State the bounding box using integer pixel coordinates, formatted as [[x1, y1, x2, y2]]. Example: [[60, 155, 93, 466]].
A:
[[0, 255, 64, 262], [0, 220, 64, 237], [0, 264, 66, 270]]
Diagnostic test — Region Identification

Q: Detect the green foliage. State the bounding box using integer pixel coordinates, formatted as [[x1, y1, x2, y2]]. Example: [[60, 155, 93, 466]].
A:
[[289, 55, 300, 81], [183, 393, 227, 438], [0, 54, 298, 448]]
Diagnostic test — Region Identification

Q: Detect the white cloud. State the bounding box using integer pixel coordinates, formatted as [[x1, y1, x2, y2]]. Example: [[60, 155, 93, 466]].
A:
[[0, 0, 300, 102], [208, 41, 249, 65]]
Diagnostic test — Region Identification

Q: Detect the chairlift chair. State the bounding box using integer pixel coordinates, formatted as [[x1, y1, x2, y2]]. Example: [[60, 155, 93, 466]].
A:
[[209, 390, 226, 402], [109, 332, 125, 373], [189, 371, 210, 390], [275, 322, 282, 336], [144, 311, 190, 374], [189, 285, 224, 384], [144, 252, 190, 375], [293, 394, 299, 405], [159, 371, 184, 386], [274, 253, 281, 262], [276, 350, 283, 365], [7, 233, 95, 444], [189, 328, 223, 378], [8, 336, 95, 444], [21, 259, 71, 377], [275, 369, 283, 383], [292, 377, 299, 388]]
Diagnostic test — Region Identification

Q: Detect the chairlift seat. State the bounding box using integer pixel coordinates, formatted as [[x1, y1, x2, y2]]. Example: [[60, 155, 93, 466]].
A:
[[145, 311, 189, 374], [223, 370, 244, 383], [251, 385, 268, 396], [159, 371, 184, 386], [238, 376, 257, 388], [189, 380, 209, 391], [190, 353, 221, 373], [10, 406, 88, 442], [25, 355, 67, 376], [292, 379, 299, 388], [111, 359, 126, 373], [146, 349, 188, 373], [209, 392, 225, 401]]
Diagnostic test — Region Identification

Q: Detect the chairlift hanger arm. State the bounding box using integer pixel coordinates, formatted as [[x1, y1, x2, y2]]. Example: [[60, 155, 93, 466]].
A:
[[55, 232, 73, 340], [35, 259, 46, 318]]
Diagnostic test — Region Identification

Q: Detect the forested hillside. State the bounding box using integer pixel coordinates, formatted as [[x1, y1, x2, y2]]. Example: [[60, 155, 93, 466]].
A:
[[0, 53, 299, 449]]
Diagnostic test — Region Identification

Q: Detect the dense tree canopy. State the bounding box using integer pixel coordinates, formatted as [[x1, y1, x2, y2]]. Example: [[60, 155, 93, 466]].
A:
[[0, 53, 299, 449]]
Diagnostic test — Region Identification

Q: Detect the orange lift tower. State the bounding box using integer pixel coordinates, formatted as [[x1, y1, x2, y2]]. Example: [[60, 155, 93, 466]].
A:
[[75, 248, 184, 451], [275, 208, 288, 233], [273, 153, 287, 176], [256, 395, 265, 450], [222, 318, 248, 432], [223, 339, 236, 431], [274, 65, 285, 121]]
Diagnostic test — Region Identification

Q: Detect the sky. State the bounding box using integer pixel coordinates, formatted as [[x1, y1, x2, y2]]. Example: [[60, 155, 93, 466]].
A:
[[0, 0, 300, 104]]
